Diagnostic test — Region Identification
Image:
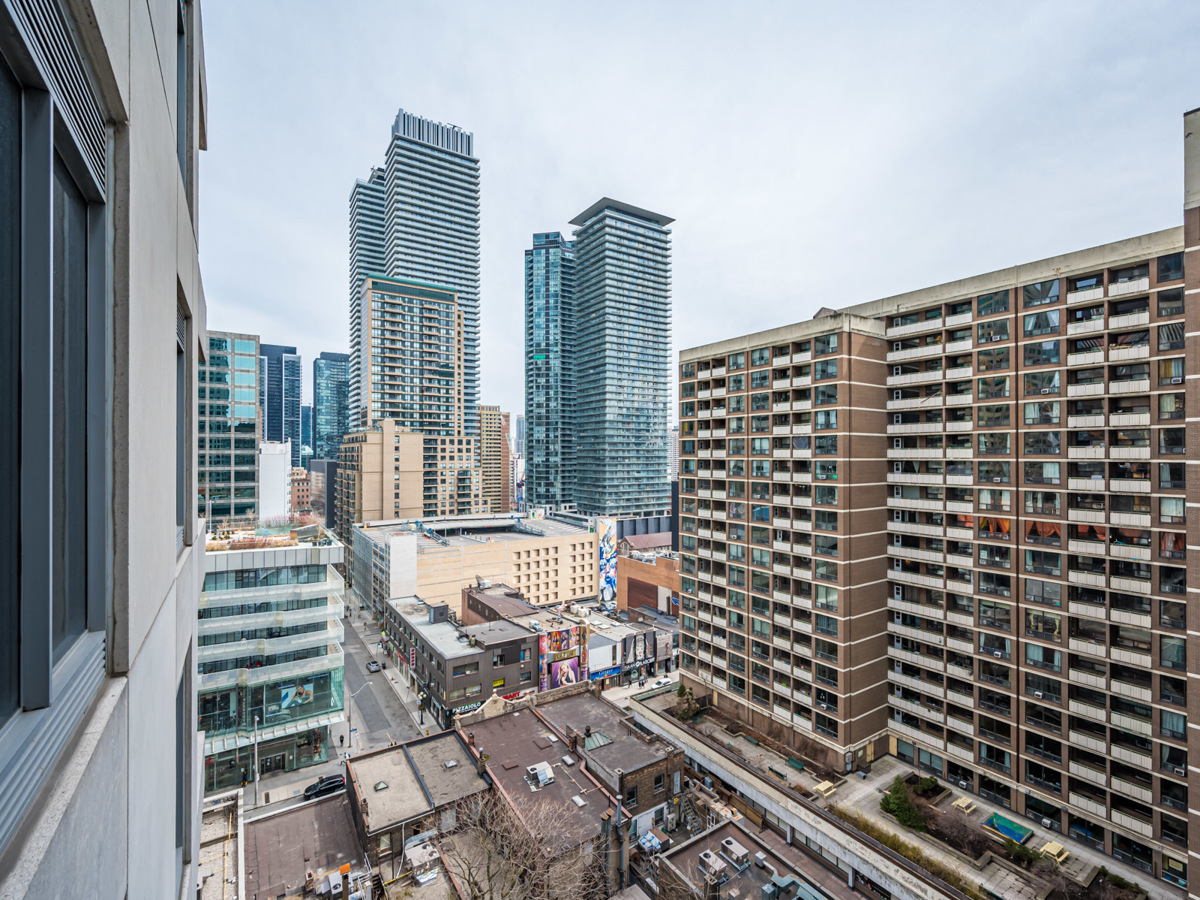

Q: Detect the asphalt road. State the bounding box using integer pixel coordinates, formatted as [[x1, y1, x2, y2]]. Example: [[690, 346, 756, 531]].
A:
[[342, 621, 423, 749]]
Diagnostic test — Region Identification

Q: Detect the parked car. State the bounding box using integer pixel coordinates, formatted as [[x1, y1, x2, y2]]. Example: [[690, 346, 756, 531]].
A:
[[365, 661, 381, 673], [652, 676, 673, 688], [303, 774, 345, 800]]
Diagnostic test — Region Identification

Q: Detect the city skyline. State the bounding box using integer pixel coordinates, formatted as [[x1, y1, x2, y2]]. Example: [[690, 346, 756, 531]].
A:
[[198, 3, 1200, 418]]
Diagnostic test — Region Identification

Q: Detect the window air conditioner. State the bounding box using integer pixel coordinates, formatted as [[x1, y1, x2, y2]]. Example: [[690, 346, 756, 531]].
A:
[[818, 703, 829, 710], [1033, 691, 1043, 699], [993, 477, 1002, 483], [1041, 818, 1053, 828], [1172, 765, 1186, 777], [1040, 388, 1051, 395], [993, 650, 1003, 658], [958, 780, 970, 789], [1171, 377, 1183, 384]]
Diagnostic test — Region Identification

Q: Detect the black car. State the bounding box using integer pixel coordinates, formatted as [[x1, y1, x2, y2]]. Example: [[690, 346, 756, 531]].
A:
[[303, 774, 345, 800]]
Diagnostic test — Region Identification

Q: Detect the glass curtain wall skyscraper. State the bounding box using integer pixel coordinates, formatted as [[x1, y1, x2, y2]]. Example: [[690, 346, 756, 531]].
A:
[[524, 232, 576, 508], [200, 332, 260, 524], [349, 109, 480, 435], [259, 343, 302, 467], [570, 199, 673, 518], [313, 351, 351, 461]]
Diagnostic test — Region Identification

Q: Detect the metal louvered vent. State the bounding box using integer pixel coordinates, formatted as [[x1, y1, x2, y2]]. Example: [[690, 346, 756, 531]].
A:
[[14, 0, 106, 188], [177, 308, 187, 349]]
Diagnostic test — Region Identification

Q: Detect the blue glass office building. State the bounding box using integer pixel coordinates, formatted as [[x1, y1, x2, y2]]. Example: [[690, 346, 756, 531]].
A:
[[313, 351, 351, 462], [259, 343, 302, 467]]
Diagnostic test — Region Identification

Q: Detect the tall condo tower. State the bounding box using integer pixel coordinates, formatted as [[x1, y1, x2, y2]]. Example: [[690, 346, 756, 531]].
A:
[[524, 232, 576, 509], [348, 167, 386, 428], [571, 199, 673, 519], [349, 109, 480, 434]]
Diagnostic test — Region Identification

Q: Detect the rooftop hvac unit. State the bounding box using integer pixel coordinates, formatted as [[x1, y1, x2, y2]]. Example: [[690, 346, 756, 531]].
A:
[[721, 837, 750, 866], [1041, 818, 1053, 828], [699, 850, 728, 877]]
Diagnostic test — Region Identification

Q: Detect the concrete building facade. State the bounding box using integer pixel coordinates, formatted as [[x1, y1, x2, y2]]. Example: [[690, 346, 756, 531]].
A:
[[334, 418, 425, 543], [677, 110, 1200, 889], [480, 404, 512, 513], [200, 331, 260, 525], [350, 515, 599, 615], [0, 1, 208, 896], [257, 440, 292, 524]]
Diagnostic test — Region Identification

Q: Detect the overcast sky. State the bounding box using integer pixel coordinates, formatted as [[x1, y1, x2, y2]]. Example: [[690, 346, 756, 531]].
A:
[[200, 2, 1200, 416]]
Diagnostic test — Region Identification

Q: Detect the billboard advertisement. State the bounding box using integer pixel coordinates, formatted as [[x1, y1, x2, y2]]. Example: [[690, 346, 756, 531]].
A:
[[280, 682, 315, 709], [598, 517, 617, 604], [551, 657, 581, 688]]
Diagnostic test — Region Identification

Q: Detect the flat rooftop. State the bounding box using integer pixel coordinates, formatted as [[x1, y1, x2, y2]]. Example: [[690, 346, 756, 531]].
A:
[[537, 693, 676, 791], [385, 597, 478, 660], [461, 619, 534, 644], [359, 514, 592, 549], [467, 711, 607, 851], [206, 521, 340, 553], [244, 795, 365, 899], [346, 732, 488, 833], [661, 820, 835, 900]]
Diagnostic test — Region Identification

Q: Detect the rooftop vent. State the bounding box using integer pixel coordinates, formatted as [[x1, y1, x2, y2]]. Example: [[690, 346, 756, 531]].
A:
[[571, 795, 586, 807], [373, 781, 389, 792], [561, 755, 576, 767], [443, 760, 459, 770]]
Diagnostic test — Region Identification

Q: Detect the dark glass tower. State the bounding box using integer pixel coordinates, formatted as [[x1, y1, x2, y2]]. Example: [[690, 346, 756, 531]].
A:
[[313, 351, 351, 462], [258, 343, 302, 467]]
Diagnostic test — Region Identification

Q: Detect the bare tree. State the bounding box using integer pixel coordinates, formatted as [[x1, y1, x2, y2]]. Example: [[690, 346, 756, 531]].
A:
[[432, 792, 609, 900], [935, 810, 988, 858]]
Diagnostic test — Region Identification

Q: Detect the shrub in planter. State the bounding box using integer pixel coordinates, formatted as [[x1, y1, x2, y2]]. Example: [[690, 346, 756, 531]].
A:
[[881, 775, 928, 831]]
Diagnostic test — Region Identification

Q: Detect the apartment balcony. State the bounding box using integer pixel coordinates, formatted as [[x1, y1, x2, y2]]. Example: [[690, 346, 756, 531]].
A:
[[945, 500, 974, 514], [887, 669, 939, 694], [1067, 701, 1106, 725], [946, 661, 974, 680], [887, 646, 944, 671], [696, 408, 713, 419], [793, 713, 813, 732], [1068, 761, 1107, 788], [792, 376, 812, 388], [887, 369, 944, 387], [711, 677, 727, 691], [945, 636, 973, 654], [887, 344, 944, 363], [792, 351, 812, 364], [711, 634, 728, 649], [890, 720, 942, 747], [1067, 350, 1104, 367], [794, 666, 813, 683], [1108, 678, 1152, 703], [887, 496, 945, 513], [1109, 479, 1150, 495], [1109, 377, 1149, 394], [944, 365, 972, 380], [793, 495, 813, 509], [887, 472, 943, 486], [1109, 543, 1149, 562], [1109, 446, 1149, 461], [697, 609, 714, 624], [1066, 285, 1105, 305], [1110, 575, 1151, 595], [697, 388, 712, 399], [1108, 276, 1150, 298], [945, 526, 973, 540], [946, 743, 975, 763], [1067, 571, 1106, 589], [945, 474, 974, 487], [1067, 317, 1105, 336], [698, 649, 713, 664], [794, 400, 813, 412], [946, 713, 974, 736], [1068, 638, 1107, 659], [712, 429, 727, 438], [888, 623, 945, 647], [1067, 445, 1105, 460], [945, 420, 973, 433], [1068, 729, 1107, 754], [1109, 810, 1153, 839], [1109, 744, 1151, 768], [887, 421, 943, 435], [945, 393, 973, 407], [888, 596, 945, 619], [1110, 512, 1150, 528], [1110, 712, 1151, 737], [1067, 602, 1107, 622], [1067, 507, 1105, 525], [889, 569, 944, 590], [946, 685, 974, 707], [792, 423, 812, 436], [1065, 381, 1104, 400], [888, 520, 944, 538], [945, 312, 973, 328], [887, 319, 945, 339], [1068, 477, 1104, 492], [1067, 414, 1105, 429], [712, 386, 727, 397], [945, 447, 973, 460], [888, 695, 945, 724], [945, 610, 973, 628], [944, 338, 973, 354], [794, 643, 813, 659], [888, 395, 944, 411], [1068, 538, 1106, 556], [1067, 791, 1108, 818]]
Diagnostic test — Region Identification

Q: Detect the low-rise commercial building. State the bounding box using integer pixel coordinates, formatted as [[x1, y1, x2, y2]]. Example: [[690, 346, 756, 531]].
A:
[[351, 513, 598, 614], [618, 550, 681, 615], [377, 597, 541, 728], [198, 524, 345, 791], [289, 466, 311, 515]]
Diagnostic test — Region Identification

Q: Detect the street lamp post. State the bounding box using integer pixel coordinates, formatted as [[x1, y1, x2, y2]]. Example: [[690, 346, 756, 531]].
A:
[[418, 691, 427, 726], [347, 682, 373, 754]]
